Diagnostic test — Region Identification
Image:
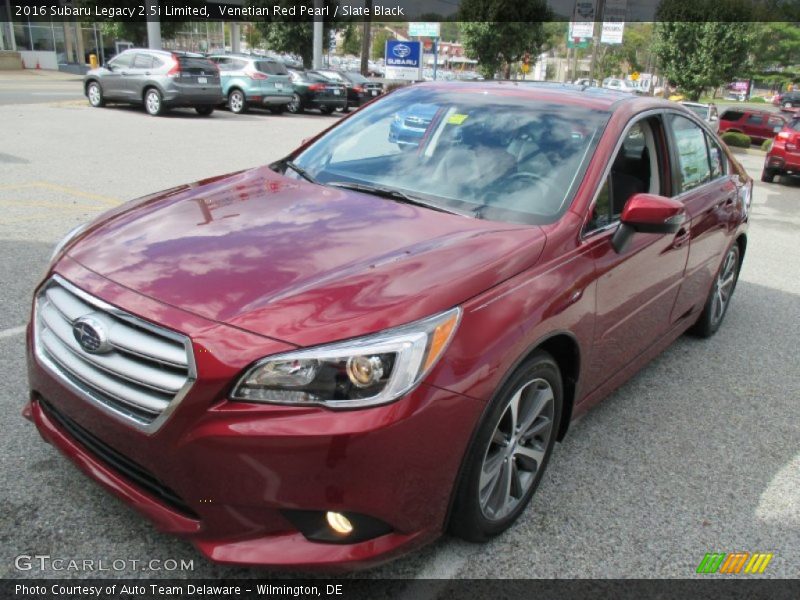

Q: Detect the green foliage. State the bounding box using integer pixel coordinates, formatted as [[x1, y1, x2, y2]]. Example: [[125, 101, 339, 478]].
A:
[[654, 0, 756, 101], [750, 96, 766, 103], [761, 138, 773, 152], [721, 131, 752, 148], [341, 24, 361, 56], [749, 23, 800, 85], [371, 29, 392, 61], [460, 0, 552, 79], [248, 0, 336, 67]]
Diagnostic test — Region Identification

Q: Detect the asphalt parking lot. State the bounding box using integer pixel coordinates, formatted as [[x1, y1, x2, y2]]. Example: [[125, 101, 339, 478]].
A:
[[0, 85, 798, 582]]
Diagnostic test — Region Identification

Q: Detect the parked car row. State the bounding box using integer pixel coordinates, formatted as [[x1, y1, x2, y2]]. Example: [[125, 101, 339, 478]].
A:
[[83, 49, 384, 117]]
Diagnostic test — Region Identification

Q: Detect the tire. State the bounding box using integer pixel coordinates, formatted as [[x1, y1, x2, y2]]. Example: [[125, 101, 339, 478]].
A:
[[228, 89, 247, 114], [690, 243, 741, 338], [144, 88, 165, 116], [287, 93, 303, 114], [340, 100, 350, 114], [449, 351, 563, 542], [86, 81, 104, 107], [195, 106, 214, 116], [761, 168, 777, 183], [269, 105, 285, 115], [319, 105, 335, 114]]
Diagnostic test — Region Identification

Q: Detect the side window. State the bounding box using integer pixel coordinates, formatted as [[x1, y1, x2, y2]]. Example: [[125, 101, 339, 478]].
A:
[[705, 134, 726, 179], [587, 119, 660, 232], [151, 56, 163, 68], [767, 116, 785, 133], [109, 52, 133, 69], [132, 54, 153, 69], [745, 113, 763, 125], [720, 110, 743, 122], [668, 114, 711, 193]]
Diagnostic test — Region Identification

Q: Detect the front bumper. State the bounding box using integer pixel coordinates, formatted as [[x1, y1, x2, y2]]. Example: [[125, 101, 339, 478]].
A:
[[25, 262, 483, 569]]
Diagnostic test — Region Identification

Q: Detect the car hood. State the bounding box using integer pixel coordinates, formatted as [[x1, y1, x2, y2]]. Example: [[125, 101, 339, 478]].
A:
[[68, 167, 546, 347]]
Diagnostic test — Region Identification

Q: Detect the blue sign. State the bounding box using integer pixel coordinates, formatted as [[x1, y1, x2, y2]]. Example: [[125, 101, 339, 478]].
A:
[[385, 40, 421, 68]]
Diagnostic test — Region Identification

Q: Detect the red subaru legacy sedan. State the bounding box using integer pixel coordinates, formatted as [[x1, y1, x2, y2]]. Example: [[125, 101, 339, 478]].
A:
[[25, 82, 751, 569]]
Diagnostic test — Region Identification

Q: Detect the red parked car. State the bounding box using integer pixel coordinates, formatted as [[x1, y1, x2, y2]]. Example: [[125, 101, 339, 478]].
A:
[[26, 83, 751, 569], [718, 108, 787, 143], [762, 117, 800, 182]]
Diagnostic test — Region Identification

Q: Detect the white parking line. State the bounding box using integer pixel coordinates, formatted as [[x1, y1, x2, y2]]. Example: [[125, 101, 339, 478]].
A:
[[0, 325, 27, 339]]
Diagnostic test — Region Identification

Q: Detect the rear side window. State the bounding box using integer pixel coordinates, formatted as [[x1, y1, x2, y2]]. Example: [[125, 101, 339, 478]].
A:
[[256, 61, 288, 75], [746, 113, 764, 125], [768, 116, 786, 130], [132, 54, 154, 69], [720, 110, 743, 122], [668, 114, 711, 193]]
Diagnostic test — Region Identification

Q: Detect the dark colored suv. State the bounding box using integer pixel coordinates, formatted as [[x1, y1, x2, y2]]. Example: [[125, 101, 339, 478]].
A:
[[84, 49, 223, 116], [718, 109, 787, 143], [773, 90, 800, 110]]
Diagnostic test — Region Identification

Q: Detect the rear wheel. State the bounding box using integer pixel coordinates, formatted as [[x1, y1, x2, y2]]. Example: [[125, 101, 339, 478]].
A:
[[450, 351, 562, 542], [287, 93, 303, 114], [761, 168, 777, 183], [228, 89, 247, 114], [144, 88, 165, 116], [195, 106, 214, 116], [690, 243, 741, 338], [86, 81, 104, 107]]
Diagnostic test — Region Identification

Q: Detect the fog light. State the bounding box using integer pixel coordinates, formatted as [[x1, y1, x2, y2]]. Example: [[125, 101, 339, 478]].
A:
[[345, 356, 384, 388], [326, 511, 354, 535]]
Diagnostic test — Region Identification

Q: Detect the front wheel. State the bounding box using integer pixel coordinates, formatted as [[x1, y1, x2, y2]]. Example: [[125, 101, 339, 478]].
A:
[[87, 81, 104, 107], [690, 243, 741, 338], [144, 88, 165, 116], [195, 106, 214, 116], [449, 351, 562, 542], [761, 168, 777, 183]]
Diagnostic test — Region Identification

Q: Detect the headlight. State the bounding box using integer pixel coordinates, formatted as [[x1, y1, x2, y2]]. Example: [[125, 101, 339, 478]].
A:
[[232, 307, 461, 408], [49, 222, 89, 264]]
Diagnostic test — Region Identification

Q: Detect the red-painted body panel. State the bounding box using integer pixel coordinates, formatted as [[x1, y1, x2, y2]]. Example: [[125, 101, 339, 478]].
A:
[[26, 84, 750, 568]]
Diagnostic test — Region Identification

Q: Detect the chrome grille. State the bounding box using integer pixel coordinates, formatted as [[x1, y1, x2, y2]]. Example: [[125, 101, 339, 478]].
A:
[[34, 276, 195, 432]]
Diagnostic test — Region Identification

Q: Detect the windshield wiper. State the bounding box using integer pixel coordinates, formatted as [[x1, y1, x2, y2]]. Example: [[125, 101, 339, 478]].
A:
[[327, 182, 455, 214], [274, 158, 318, 184]]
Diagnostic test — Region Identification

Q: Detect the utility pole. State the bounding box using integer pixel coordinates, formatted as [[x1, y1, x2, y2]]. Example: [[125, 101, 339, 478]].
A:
[[146, 0, 162, 50], [360, 0, 373, 76], [589, 0, 605, 83], [312, 0, 323, 69]]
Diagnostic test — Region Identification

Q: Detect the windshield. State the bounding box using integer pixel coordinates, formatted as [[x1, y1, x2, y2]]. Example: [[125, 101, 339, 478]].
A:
[[288, 86, 610, 225]]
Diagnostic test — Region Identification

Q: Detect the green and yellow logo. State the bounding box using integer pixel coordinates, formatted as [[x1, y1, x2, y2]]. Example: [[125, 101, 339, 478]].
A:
[[696, 552, 773, 574]]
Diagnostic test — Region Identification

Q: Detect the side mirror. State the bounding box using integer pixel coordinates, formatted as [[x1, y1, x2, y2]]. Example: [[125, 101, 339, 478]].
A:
[[611, 193, 686, 253]]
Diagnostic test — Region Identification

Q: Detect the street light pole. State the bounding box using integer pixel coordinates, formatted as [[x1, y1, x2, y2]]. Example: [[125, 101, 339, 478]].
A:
[[146, 0, 162, 50], [360, 0, 373, 76], [312, 0, 323, 69]]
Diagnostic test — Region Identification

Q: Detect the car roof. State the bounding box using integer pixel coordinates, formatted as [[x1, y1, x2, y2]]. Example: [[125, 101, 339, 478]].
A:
[[119, 48, 205, 58], [412, 81, 661, 111], [208, 53, 279, 61], [721, 107, 779, 117]]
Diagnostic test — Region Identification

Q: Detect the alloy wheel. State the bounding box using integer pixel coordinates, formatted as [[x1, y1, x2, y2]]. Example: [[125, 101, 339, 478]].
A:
[[145, 90, 161, 115], [87, 83, 102, 107], [479, 378, 555, 521], [229, 90, 245, 113], [709, 246, 738, 327], [288, 93, 302, 113]]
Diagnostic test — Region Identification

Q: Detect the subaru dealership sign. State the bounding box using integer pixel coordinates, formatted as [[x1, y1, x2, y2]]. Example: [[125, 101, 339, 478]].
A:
[[385, 40, 422, 81]]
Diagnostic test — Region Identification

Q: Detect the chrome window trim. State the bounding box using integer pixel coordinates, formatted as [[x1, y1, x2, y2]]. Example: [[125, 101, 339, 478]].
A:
[[33, 274, 197, 434]]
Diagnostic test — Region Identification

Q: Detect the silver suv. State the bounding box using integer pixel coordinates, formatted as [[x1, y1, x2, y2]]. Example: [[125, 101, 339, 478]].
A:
[[84, 49, 223, 116]]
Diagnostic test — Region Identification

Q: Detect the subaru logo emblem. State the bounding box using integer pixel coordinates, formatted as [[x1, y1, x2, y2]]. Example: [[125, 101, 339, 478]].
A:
[[73, 315, 111, 354], [392, 44, 411, 58]]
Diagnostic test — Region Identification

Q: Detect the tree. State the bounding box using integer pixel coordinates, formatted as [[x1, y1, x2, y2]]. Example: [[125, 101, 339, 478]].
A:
[[341, 24, 361, 56], [248, 0, 336, 67], [653, 0, 755, 100], [749, 22, 800, 89], [371, 29, 391, 61], [460, 0, 552, 79]]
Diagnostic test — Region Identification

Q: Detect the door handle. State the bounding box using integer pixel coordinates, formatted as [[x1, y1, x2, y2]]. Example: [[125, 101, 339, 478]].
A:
[[144, 71, 151, 76], [672, 226, 690, 248]]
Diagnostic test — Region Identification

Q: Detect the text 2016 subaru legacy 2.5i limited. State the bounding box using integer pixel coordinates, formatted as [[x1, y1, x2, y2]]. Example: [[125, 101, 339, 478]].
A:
[[25, 82, 751, 569]]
